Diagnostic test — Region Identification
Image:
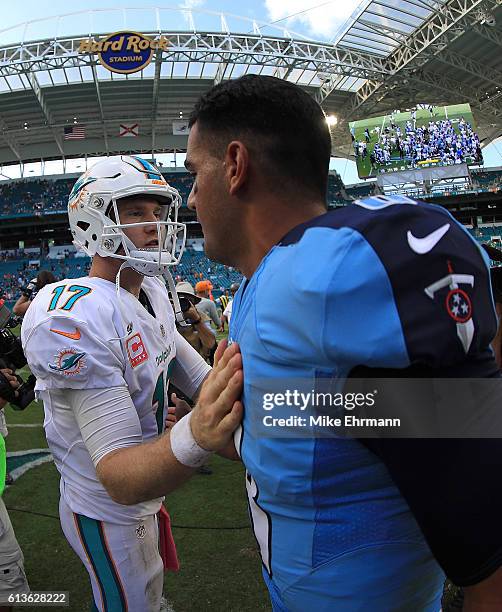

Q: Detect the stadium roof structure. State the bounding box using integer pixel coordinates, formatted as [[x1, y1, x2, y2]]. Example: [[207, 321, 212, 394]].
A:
[[0, 2, 501, 166]]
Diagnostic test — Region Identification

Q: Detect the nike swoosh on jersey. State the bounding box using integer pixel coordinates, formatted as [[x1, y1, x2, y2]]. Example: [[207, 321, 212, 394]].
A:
[[407, 223, 450, 254], [50, 327, 81, 340]]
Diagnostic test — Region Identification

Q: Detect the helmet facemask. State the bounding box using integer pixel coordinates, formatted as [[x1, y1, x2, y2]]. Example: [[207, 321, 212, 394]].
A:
[[101, 195, 186, 277]]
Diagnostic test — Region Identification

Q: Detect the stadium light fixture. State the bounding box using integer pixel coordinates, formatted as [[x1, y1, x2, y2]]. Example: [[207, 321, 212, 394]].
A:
[[326, 115, 338, 126], [476, 8, 496, 26]]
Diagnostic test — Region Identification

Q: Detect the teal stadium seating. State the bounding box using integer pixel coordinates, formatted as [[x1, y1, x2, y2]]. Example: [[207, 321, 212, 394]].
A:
[[2, 168, 501, 308]]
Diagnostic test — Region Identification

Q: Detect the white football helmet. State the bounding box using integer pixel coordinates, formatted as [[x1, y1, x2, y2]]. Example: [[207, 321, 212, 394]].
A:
[[68, 155, 186, 276]]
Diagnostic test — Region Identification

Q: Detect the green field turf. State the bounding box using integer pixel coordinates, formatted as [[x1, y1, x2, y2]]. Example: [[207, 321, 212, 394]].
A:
[[2, 328, 270, 612], [349, 103, 476, 179]]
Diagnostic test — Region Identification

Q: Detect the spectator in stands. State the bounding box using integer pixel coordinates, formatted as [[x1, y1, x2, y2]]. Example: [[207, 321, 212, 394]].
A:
[[186, 73, 502, 611], [195, 281, 220, 329], [220, 283, 240, 332], [12, 271, 56, 317]]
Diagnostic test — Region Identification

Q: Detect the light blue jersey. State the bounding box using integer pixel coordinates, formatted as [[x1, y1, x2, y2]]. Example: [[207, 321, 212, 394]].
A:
[[229, 196, 499, 611]]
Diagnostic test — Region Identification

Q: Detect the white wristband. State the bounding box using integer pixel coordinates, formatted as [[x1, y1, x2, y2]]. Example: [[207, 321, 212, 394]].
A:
[[170, 412, 213, 468]]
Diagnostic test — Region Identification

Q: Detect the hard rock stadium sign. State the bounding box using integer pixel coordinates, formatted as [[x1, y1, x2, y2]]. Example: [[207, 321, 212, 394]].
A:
[[78, 31, 170, 74]]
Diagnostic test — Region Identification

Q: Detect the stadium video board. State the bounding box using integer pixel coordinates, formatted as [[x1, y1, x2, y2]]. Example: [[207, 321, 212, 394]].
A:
[[349, 103, 482, 179]]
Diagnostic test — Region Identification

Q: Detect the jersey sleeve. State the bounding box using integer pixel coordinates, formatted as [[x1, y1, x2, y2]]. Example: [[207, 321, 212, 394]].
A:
[[61, 386, 143, 466], [22, 292, 126, 391], [255, 226, 410, 371], [321, 227, 410, 369]]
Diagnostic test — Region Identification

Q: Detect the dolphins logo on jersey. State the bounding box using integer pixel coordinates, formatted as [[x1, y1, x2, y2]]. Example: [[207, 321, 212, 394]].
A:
[[49, 348, 87, 376]]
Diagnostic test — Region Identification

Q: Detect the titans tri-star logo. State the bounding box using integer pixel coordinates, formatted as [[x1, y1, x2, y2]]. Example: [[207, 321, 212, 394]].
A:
[[446, 289, 472, 323], [424, 261, 474, 353]]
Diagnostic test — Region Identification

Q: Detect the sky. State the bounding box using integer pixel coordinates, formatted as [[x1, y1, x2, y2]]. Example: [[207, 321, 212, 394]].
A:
[[0, 0, 500, 184], [0, 0, 364, 43]]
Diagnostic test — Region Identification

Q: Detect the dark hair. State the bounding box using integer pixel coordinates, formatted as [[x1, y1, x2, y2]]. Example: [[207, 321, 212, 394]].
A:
[[36, 270, 56, 289], [189, 74, 332, 200]]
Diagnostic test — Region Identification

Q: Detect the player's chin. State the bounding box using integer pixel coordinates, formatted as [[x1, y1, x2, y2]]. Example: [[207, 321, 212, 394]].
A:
[[203, 239, 225, 265]]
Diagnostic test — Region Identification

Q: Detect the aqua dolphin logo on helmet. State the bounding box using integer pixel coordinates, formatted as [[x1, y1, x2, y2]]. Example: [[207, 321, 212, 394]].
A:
[[69, 176, 98, 201], [68, 155, 186, 277]]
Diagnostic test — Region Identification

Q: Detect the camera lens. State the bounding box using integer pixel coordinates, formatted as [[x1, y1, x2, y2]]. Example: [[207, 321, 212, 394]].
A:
[[179, 297, 191, 312]]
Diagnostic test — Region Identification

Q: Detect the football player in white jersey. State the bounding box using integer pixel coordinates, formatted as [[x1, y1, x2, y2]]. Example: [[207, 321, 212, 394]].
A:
[[21, 156, 242, 612]]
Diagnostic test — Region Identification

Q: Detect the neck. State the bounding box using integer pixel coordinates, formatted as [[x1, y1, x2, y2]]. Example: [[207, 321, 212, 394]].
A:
[[89, 255, 144, 297], [237, 199, 327, 278]]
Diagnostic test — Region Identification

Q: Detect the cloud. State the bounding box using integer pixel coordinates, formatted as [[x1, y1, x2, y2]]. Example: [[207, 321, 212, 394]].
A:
[[264, 0, 363, 40], [179, 0, 205, 27], [179, 0, 205, 9]]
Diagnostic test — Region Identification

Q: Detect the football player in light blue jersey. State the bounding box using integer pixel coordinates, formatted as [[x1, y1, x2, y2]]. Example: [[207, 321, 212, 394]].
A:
[[185, 74, 502, 611]]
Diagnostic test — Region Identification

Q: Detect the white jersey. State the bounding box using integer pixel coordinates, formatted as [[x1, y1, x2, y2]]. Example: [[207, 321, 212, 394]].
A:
[[21, 275, 210, 524]]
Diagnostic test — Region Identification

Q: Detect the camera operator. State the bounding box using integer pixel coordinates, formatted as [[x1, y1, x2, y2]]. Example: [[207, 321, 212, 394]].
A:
[[0, 370, 30, 611], [0, 301, 36, 413], [12, 271, 56, 318], [174, 282, 217, 365], [0, 295, 37, 490]]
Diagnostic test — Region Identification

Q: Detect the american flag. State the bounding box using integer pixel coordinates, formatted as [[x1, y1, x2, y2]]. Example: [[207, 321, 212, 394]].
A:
[[64, 125, 85, 140]]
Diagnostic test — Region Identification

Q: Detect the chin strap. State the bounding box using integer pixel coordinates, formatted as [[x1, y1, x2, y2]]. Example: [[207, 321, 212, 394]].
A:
[[109, 261, 191, 342], [109, 261, 135, 342], [162, 268, 190, 328]]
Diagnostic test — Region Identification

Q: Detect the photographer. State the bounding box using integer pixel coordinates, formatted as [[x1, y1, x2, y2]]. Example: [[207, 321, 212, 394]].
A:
[[175, 282, 217, 365], [12, 271, 56, 318], [0, 300, 36, 412], [0, 296, 37, 493], [0, 370, 30, 611]]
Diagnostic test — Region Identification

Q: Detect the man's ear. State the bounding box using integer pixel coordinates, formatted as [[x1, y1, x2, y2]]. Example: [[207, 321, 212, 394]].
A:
[[224, 141, 249, 196]]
